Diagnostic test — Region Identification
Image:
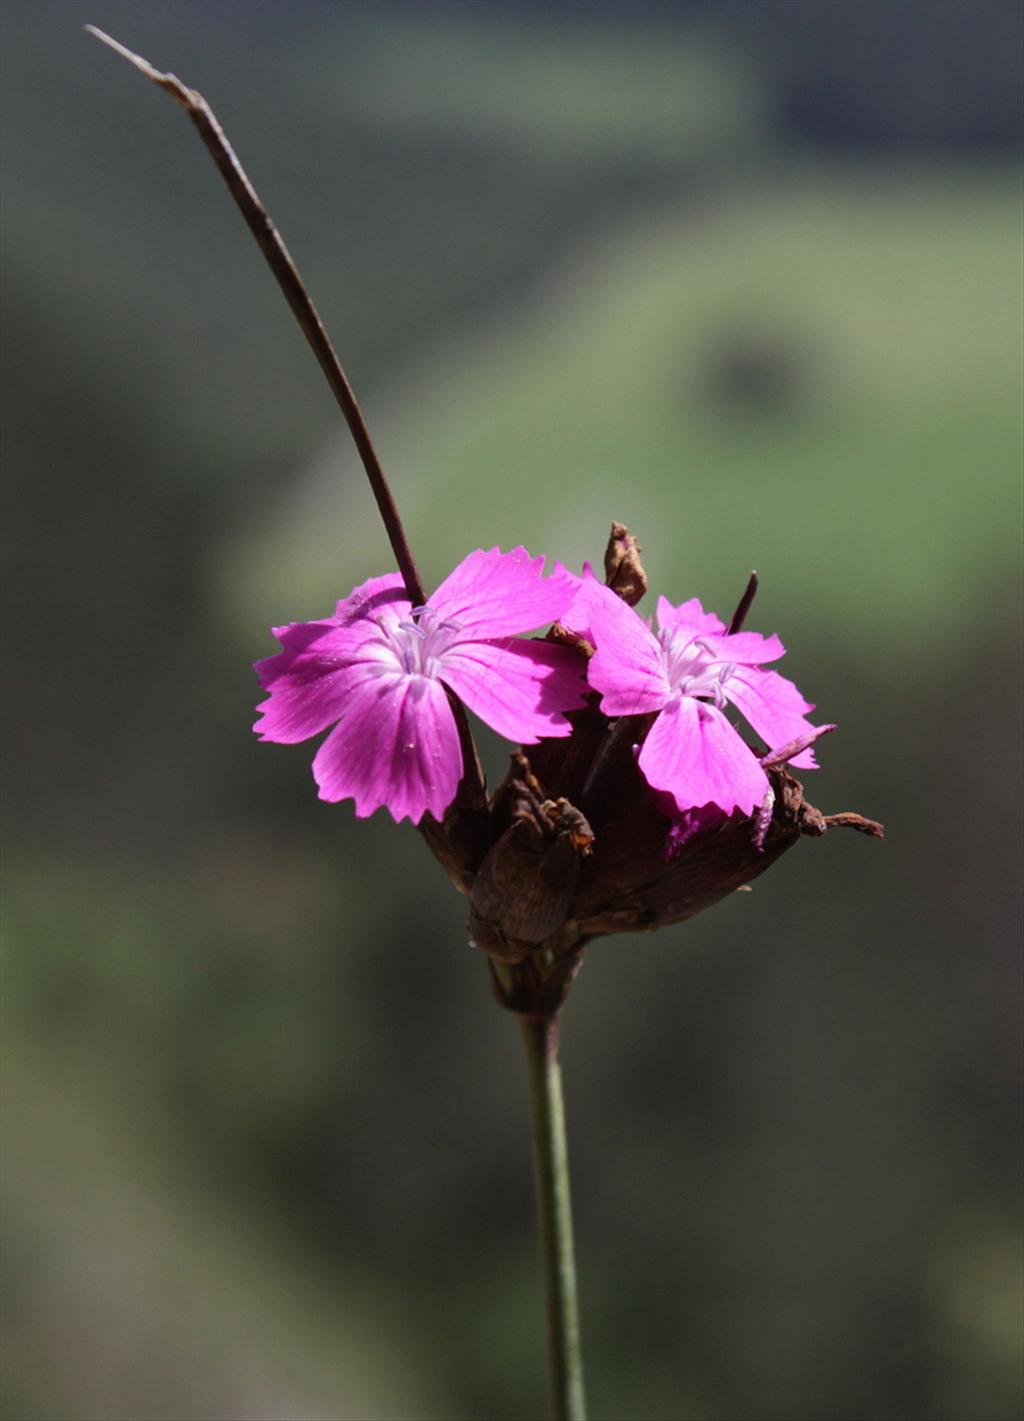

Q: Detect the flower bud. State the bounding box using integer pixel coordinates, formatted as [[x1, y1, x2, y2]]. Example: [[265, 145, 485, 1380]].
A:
[[602, 521, 647, 606]]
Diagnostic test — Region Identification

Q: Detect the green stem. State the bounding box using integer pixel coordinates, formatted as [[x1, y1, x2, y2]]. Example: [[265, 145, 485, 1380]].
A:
[[520, 1015, 586, 1421]]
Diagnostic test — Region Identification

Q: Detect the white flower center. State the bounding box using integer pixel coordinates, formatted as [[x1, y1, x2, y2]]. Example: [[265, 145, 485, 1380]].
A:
[[658, 629, 736, 710], [383, 606, 464, 680]]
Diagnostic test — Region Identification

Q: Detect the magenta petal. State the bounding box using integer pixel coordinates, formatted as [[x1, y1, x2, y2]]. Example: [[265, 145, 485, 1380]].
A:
[[558, 561, 597, 643], [334, 572, 410, 628], [638, 695, 770, 815], [430, 547, 574, 639], [760, 723, 837, 770], [699, 630, 786, 665], [440, 639, 586, 743], [254, 661, 380, 744], [774, 745, 818, 771], [655, 596, 726, 639], [253, 620, 396, 744], [312, 673, 461, 823], [255, 619, 342, 689], [726, 666, 822, 769], [574, 576, 668, 715]]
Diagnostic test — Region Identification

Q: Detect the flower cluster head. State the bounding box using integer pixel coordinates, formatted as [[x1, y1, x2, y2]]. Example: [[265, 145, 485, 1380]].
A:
[[255, 525, 881, 1001]]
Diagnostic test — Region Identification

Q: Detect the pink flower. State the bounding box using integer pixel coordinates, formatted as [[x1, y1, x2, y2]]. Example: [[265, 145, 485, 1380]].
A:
[[254, 548, 585, 824], [567, 571, 829, 817]]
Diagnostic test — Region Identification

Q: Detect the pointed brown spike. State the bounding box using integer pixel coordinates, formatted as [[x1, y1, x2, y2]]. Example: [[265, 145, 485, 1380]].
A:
[[727, 570, 759, 634], [822, 812, 886, 838]]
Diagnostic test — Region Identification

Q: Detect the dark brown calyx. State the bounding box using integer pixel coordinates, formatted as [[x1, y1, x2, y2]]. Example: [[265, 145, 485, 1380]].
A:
[[419, 792, 492, 896], [469, 756, 594, 965]]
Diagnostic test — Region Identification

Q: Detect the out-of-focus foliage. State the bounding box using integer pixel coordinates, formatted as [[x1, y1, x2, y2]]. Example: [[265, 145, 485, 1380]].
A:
[[2, 2, 1021, 1419]]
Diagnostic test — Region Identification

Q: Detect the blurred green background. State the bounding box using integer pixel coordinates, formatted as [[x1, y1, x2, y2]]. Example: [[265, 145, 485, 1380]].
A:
[[3, 2, 1021, 1418]]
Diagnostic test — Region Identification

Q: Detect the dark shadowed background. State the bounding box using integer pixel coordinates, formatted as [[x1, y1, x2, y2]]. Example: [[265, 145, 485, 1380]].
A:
[[3, 2, 1022, 1418]]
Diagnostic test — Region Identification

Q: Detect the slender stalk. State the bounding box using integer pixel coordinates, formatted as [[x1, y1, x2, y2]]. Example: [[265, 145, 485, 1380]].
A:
[[85, 25, 426, 609], [86, 26, 487, 810], [520, 1015, 586, 1421]]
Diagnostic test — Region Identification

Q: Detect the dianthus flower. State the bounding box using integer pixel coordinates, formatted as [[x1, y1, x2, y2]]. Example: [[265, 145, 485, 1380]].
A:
[[566, 570, 829, 817], [253, 547, 584, 824]]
